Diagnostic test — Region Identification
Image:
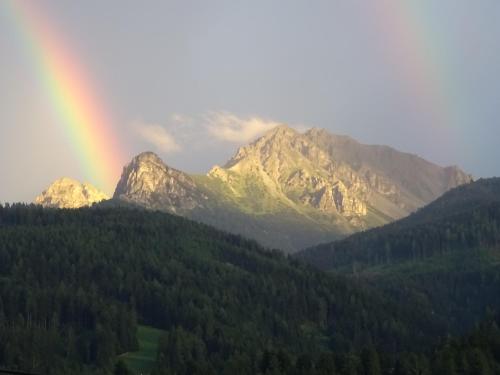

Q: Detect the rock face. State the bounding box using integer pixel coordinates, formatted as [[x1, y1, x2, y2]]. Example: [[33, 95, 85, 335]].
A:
[[35, 177, 108, 208], [111, 125, 471, 251], [206, 125, 471, 226], [303, 127, 473, 212], [113, 152, 207, 213], [211, 125, 369, 223]]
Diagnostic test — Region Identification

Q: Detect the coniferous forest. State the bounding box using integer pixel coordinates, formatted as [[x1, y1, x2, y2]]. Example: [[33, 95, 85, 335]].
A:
[[0, 196, 499, 374]]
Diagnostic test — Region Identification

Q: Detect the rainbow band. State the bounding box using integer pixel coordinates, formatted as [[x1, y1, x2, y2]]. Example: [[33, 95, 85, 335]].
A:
[[374, 1, 458, 134], [3, 1, 124, 194]]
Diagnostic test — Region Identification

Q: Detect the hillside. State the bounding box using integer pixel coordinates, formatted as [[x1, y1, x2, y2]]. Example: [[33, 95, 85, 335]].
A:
[[0, 204, 441, 374], [111, 125, 470, 252], [298, 178, 500, 271], [297, 178, 500, 334], [2, 204, 500, 374]]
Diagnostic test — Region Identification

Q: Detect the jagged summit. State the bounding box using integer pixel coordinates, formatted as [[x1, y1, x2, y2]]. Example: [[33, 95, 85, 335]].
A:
[[129, 151, 166, 165], [35, 177, 108, 208], [224, 124, 299, 168], [217, 126, 371, 221], [262, 123, 298, 138], [113, 151, 206, 213], [214, 125, 472, 223]]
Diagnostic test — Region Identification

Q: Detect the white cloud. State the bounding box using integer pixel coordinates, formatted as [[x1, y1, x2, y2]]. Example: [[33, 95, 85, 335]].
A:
[[171, 113, 193, 125], [135, 123, 181, 153], [206, 112, 282, 143]]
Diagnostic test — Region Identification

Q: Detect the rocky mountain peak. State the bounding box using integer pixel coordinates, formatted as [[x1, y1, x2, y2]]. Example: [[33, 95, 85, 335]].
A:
[[208, 125, 473, 228], [113, 152, 206, 213], [117, 151, 170, 190], [213, 125, 370, 222], [132, 151, 165, 164], [35, 177, 108, 208], [262, 124, 298, 139], [304, 127, 327, 138], [225, 125, 304, 168]]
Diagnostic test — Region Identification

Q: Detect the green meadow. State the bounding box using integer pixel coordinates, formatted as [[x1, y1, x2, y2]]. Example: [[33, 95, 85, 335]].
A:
[[120, 325, 164, 374]]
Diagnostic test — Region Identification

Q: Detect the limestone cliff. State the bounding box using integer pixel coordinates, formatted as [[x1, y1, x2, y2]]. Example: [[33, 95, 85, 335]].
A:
[[209, 125, 369, 223], [113, 152, 207, 213], [35, 177, 108, 208]]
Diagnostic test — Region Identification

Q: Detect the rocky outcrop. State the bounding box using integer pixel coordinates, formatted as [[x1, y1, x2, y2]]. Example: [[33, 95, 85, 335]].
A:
[[304, 127, 473, 211], [35, 177, 108, 208], [113, 152, 206, 213], [213, 125, 371, 222], [206, 125, 471, 225]]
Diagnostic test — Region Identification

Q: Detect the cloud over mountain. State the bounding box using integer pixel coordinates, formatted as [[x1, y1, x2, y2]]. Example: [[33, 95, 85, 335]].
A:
[[206, 112, 281, 143], [135, 123, 181, 153]]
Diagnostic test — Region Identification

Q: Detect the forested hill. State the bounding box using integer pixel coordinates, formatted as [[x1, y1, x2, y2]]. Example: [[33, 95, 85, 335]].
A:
[[0, 204, 446, 374], [296, 177, 500, 352], [298, 177, 500, 271]]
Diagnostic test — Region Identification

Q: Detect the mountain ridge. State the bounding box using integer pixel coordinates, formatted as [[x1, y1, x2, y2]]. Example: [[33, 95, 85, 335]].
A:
[[36, 125, 472, 251]]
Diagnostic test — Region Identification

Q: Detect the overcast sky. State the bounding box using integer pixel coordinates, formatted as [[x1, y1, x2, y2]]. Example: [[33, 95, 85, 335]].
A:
[[1, 0, 500, 201]]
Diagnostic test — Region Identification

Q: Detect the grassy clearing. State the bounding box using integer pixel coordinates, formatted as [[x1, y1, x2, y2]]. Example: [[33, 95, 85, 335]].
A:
[[119, 325, 164, 374]]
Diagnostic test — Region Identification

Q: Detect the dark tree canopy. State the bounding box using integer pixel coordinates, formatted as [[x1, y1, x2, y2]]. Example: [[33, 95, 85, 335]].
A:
[[0, 203, 499, 374]]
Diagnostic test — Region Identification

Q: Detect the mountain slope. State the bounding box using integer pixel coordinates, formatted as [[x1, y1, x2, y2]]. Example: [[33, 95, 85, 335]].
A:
[[35, 177, 108, 208], [297, 178, 500, 335], [0, 204, 443, 374], [113, 125, 470, 251], [298, 177, 500, 271], [304, 127, 471, 211]]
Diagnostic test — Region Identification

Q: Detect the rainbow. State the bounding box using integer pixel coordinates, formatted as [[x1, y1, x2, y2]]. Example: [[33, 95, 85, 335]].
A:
[[3, 1, 125, 194], [373, 1, 460, 140]]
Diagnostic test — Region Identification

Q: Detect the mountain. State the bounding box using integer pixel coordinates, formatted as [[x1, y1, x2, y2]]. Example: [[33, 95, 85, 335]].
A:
[[35, 126, 470, 250], [205, 125, 471, 222], [35, 177, 108, 208], [113, 125, 471, 251], [297, 177, 500, 272], [114, 152, 208, 213], [303, 127, 472, 212]]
